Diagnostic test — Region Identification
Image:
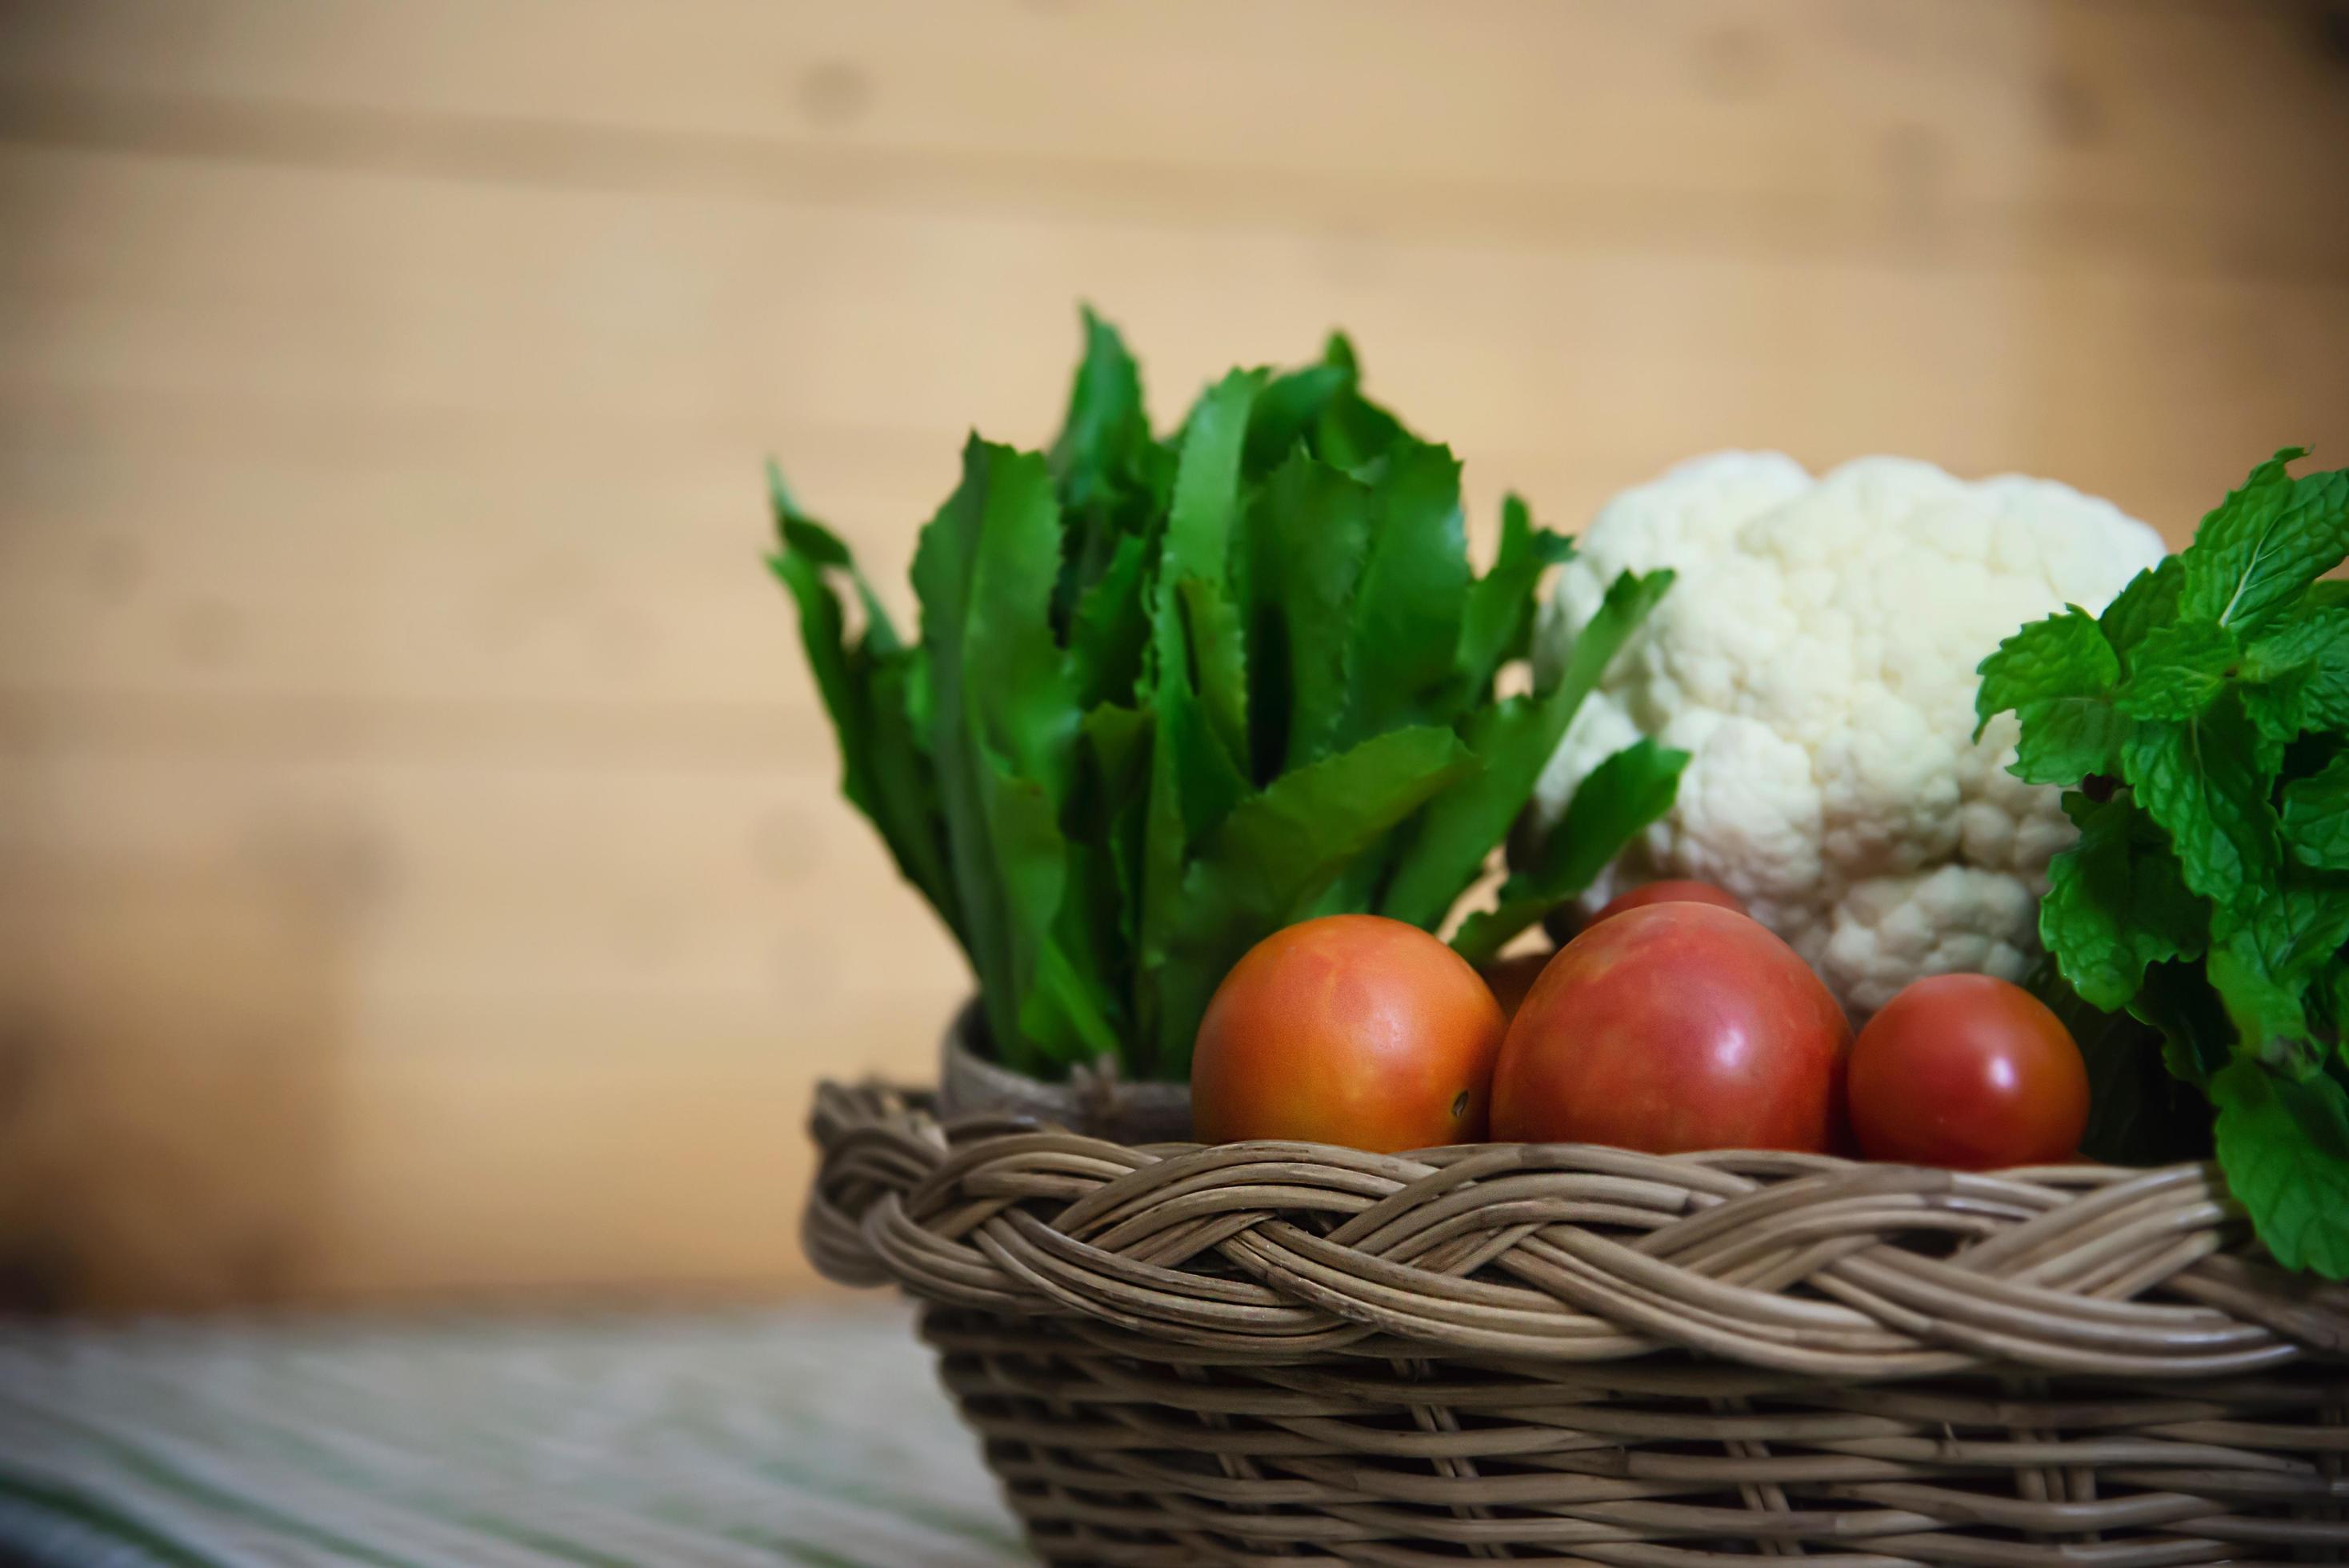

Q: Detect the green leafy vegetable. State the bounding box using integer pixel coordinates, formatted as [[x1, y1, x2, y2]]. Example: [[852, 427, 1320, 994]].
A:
[[774, 311, 1674, 1078], [1979, 447, 2349, 1275], [1451, 738, 1689, 965]]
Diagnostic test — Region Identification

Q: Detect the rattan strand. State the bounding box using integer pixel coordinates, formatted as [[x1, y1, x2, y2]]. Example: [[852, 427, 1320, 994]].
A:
[[806, 1080, 2349, 1565]]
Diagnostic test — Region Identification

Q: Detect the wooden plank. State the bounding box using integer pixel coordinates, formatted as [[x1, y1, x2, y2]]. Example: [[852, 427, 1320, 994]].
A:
[[0, 747, 959, 1000], [4, 147, 2345, 724], [0, 750, 965, 1304], [2, 0, 2342, 278], [5, 144, 2338, 468]]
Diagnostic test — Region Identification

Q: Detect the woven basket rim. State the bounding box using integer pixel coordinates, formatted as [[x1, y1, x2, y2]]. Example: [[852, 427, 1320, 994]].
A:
[[805, 1075, 2349, 1382]]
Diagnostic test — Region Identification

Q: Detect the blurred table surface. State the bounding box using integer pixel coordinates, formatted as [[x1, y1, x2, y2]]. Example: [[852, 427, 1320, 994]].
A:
[[2, 1, 2348, 1313], [0, 1302, 1029, 1566]]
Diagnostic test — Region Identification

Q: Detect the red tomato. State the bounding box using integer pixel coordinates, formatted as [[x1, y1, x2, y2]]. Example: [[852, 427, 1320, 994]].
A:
[[1479, 950, 1553, 1024], [1491, 902, 1851, 1154], [1847, 974, 2089, 1170], [1591, 879, 1746, 926], [1191, 914, 1506, 1152]]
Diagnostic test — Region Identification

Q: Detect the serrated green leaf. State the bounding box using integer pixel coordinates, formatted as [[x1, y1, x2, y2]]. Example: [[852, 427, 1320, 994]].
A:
[[1452, 738, 1688, 965], [1379, 567, 1673, 930], [2283, 754, 2349, 871], [1313, 384, 1409, 474], [1048, 306, 1150, 516], [1458, 494, 1574, 697], [2040, 794, 2207, 1012], [1235, 451, 1373, 774], [2114, 619, 2239, 720], [1163, 369, 1259, 592], [1152, 726, 1478, 1069], [1068, 531, 1150, 709], [962, 446, 1090, 1069], [771, 546, 957, 934], [1178, 576, 1251, 774], [907, 451, 1013, 1054], [1242, 363, 1349, 478], [2181, 450, 2349, 634], [2119, 697, 2279, 917], [1975, 606, 2119, 740], [2211, 1058, 2349, 1279], [1344, 440, 1471, 740]]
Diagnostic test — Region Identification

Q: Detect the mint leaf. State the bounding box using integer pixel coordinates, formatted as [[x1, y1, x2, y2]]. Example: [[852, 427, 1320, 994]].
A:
[[2211, 870, 2349, 1050], [2242, 606, 2349, 743], [2119, 697, 2279, 916], [2040, 794, 2207, 1012], [2211, 1058, 2349, 1279], [2182, 450, 2349, 634], [2114, 620, 2239, 720], [2099, 556, 2182, 664], [2010, 700, 2130, 786], [2244, 604, 2349, 678], [1975, 605, 2151, 784], [2132, 961, 2235, 1087], [2031, 963, 2211, 1165], [1452, 738, 1688, 965], [2283, 754, 2349, 871], [1975, 606, 2119, 741]]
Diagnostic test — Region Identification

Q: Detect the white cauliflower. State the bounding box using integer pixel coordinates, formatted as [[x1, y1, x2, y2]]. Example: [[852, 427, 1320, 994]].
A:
[[1530, 453, 2167, 1018]]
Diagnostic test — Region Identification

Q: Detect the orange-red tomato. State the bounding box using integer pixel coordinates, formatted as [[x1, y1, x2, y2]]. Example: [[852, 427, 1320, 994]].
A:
[[1847, 974, 2089, 1170], [1480, 950, 1553, 1023], [1191, 914, 1505, 1152], [1591, 879, 1746, 926], [1491, 902, 1851, 1154]]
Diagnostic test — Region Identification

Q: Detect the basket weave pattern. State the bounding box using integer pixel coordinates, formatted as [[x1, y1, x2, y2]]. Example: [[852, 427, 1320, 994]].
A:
[[807, 1082, 2349, 1565]]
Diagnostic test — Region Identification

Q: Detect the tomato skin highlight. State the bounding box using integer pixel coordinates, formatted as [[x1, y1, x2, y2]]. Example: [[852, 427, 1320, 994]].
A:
[[1490, 902, 1851, 1154], [1591, 879, 1745, 926], [1191, 914, 1506, 1152], [1847, 974, 2089, 1170]]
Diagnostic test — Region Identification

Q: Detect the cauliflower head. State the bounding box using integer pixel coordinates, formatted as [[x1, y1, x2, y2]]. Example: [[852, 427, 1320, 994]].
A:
[[1530, 453, 2166, 1018]]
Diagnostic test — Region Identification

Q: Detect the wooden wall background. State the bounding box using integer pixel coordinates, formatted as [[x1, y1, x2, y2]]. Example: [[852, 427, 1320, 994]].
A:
[[1, 0, 2345, 1310]]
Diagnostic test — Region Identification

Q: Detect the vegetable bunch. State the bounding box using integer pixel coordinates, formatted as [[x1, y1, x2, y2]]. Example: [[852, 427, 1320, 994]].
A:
[[1977, 449, 2349, 1276], [774, 314, 1680, 1079]]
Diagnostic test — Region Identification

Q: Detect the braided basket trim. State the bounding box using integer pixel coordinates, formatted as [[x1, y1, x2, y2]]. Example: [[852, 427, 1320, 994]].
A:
[[806, 1082, 2349, 1379]]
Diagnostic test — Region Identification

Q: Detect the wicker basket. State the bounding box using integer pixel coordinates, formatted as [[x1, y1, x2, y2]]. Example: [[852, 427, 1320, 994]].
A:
[[806, 1066, 2349, 1566]]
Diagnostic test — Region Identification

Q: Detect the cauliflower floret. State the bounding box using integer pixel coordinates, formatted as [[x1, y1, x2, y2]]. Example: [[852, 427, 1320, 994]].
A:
[[1531, 453, 2166, 1018]]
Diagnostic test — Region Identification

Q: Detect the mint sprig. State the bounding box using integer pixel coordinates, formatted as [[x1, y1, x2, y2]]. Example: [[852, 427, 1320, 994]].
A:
[[1978, 448, 2349, 1275]]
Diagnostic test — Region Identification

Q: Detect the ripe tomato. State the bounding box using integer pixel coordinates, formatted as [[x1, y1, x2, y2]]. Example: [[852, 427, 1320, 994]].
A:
[[1847, 974, 2088, 1170], [1491, 902, 1850, 1154], [1479, 950, 1553, 1023], [1591, 879, 1746, 926], [1191, 914, 1506, 1152]]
